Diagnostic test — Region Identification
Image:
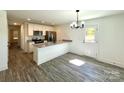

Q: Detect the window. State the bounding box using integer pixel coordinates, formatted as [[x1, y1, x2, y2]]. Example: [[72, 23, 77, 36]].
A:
[[84, 25, 97, 43]]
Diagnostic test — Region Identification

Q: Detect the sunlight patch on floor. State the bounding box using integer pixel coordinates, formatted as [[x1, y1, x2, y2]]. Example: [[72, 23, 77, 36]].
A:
[[69, 59, 85, 66]]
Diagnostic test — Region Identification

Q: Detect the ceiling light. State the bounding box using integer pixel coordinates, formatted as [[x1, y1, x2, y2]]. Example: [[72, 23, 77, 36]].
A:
[[13, 23, 17, 25], [70, 10, 85, 29], [27, 18, 31, 21]]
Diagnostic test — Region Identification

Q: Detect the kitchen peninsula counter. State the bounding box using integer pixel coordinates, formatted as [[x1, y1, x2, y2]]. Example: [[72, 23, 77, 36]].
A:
[[33, 41, 71, 65]]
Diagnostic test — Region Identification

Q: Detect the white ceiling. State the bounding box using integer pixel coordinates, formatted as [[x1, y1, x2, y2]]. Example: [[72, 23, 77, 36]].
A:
[[7, 10, 124, 26]]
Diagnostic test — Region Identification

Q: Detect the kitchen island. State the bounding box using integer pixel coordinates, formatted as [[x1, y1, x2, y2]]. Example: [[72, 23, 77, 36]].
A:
[[33, 41, 70, 65]]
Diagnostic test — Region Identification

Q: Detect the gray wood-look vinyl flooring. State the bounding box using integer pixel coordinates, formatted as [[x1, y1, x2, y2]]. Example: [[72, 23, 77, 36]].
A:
[[0, 47, 124, 82]]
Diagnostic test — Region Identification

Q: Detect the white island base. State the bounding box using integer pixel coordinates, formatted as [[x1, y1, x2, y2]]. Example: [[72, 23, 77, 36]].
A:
[[33, 42, 69, 65]]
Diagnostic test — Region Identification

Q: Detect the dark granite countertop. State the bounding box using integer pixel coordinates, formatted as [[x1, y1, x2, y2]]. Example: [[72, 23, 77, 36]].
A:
[[33, 41, 71, 48]]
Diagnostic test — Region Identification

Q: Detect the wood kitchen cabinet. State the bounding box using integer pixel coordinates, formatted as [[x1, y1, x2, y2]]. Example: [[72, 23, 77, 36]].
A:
[[22, 22, 56, 53], [39, 25, 44, 35], [38, 24, 42, 31], [48, 26, 54, 31], [34, 24, 40, 31], [43, 25, 48, 31], [28, 23, 34, 36], [44, 26, 54, 31], [27, 23, 55, 36]]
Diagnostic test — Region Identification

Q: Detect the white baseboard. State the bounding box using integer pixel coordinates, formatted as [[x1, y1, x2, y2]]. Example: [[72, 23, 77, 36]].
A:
[[96, 57, 124, 68], [0, 66, 8, 71], [70, 51, 124, 68]]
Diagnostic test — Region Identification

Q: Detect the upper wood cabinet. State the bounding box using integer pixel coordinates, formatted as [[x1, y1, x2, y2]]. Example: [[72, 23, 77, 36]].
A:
[[44, 25, 54, 31], [33, 24, 39, 31], [27, 23, 55, 36], [38, 25, 43, 31], [48, 26, 54, 31], [28, 23, 34, 36]]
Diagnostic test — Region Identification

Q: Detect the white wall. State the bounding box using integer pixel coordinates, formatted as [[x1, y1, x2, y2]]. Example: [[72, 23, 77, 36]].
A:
[[55, 24, 98, 57], [0, 11, 8, 71], [55, 13, 124, 68]]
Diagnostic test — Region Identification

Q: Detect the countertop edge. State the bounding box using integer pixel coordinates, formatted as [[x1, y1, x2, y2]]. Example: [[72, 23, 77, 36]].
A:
[[33, 41, 71, 48]]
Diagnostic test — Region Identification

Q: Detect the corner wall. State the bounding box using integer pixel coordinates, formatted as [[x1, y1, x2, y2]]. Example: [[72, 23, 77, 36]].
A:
[[0, 11, 8, 71], [55, 13, 124, 68]]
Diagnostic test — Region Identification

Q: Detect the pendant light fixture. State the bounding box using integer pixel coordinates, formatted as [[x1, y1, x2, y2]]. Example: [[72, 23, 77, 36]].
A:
[[70, 10, 85, 29]]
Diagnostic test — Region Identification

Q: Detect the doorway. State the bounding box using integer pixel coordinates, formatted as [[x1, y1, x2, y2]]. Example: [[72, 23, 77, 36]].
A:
[[8, 25, 21, 48]]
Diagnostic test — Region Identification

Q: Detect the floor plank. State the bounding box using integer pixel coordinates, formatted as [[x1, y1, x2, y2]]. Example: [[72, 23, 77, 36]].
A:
[[0, 47, 124, 82]]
